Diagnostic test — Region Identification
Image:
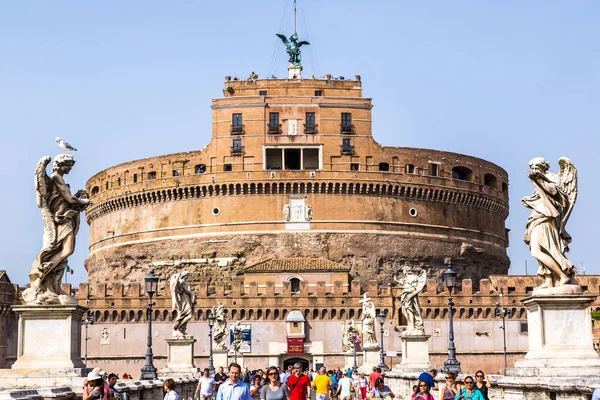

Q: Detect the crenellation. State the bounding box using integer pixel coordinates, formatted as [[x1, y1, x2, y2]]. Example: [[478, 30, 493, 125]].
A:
[[479, 279, 491, 295], [266, 281, 275, 296], [95, 283, 107, 298], [333, 281, 343, 296], [426, 279, 438, 295], [368, 280, 378, 296], [351, 280, 361, 296], [113, 282, 124, 298], [249, 282, 258, 297], [300, 280, 308, 296], [197, 282, 208, 297], [461, 279, 472, 295], [215, 282, 225, 297], [129, 282, 140, 298], [316, 281, 326, 297], [231, 279, 242, 298]]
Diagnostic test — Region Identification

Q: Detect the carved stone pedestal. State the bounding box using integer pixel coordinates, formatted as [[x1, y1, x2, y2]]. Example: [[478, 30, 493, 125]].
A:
[[507, 294, 600, 377], [397, 334, 432, 371], [160, 338, 198, 375], [11, 304, 86, 370], [362, 347, 381, 369], [213, 349, 229, 370], [288, 64, 302, 79]]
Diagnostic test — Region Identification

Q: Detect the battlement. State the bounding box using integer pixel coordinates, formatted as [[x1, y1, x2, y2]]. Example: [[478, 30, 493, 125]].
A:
[[221, 75, 363, 98]]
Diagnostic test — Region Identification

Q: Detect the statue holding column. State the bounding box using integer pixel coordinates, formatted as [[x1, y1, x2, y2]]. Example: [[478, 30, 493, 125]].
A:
[[522, 157, 579, 293], [395, 266, 427, 335], [170, 271, 196, 338], [23, 154, 90, 305]]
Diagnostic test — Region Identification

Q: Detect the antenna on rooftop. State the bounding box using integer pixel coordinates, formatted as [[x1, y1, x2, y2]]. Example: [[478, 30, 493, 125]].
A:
[[294, 0, 297, 35], [275, 0, 310, 79]]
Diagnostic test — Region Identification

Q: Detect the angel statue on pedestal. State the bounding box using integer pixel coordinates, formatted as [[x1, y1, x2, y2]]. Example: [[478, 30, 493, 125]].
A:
[[395, 266, 427, 335], [522, 157, 579, 294], [212, 302, 228, 350], [276, 33, 310, 66], [23, 154, 90, 305], [170, 271, 196, 338]]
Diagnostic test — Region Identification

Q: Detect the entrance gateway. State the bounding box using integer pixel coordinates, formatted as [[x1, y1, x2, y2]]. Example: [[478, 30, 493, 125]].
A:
[[283, 357, 310, 371]]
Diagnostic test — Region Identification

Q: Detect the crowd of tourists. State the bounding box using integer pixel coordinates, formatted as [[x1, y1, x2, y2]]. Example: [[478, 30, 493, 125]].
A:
[[82, 364, 493, 400]]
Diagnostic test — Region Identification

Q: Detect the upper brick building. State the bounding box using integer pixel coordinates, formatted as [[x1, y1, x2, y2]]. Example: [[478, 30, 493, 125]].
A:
[[84, 73, 510, 289]]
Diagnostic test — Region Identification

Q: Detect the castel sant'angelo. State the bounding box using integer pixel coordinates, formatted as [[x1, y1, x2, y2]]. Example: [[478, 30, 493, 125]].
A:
[[84, 66, 510, 291]]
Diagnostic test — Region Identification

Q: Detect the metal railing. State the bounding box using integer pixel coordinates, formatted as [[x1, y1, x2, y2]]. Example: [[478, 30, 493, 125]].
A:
[[231, 145, 245, 155], [304, 123, 318, 134], [268, 123, 282, 134], [340, 145, 355, 155], [340, 124, 355, 134], [230, 124, 244, 135]]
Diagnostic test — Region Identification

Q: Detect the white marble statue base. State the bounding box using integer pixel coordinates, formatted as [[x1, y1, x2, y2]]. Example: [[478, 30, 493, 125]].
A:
[[213, 349, 229, 370], [10, 304, 86, 370], [508, 294, 600, 377], [362, 347, 381, 368], [344, 354, 358, 369], [288, 64, 302, 79], [160, 338, 198, 375], [397, 334, 432, 371]]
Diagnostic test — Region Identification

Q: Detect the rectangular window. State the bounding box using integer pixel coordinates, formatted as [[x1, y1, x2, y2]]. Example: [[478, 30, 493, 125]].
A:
[[520, 322, 528, 333], [303, 148, 319, 170], [133, 174, 138, 183], [232, 138, 243, 153], [266, 149, 282, 170], [315, 90, 323, 96], [269, 112, 280, 134], [231, 113, 243, 134], [147, 171, 157, 180], [259, 90, 267, 96], [351, 163, 359, 171], [172, 169, 180, 177], [430, 163, 439, 177], [341, 113, 353, 133], [341, 138, 353, 154], [305, 112, 316, 134], [224, 163, 232, 172]]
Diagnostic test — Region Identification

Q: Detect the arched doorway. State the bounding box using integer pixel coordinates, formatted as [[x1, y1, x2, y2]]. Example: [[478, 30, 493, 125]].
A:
[[283, 357, 310, 371]]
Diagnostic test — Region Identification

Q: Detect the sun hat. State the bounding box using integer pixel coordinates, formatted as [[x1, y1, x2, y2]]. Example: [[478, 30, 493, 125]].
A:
[[87, 371, 102, 381]]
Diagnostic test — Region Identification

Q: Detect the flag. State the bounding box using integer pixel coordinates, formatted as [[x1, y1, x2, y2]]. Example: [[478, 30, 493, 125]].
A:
[[66, 265, 74, 275]]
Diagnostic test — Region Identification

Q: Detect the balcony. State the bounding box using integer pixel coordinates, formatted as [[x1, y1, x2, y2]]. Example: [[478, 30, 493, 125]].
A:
[[340, 145, 355, 155], [231, 145, 245, 155], [230, 124, 245, 135], [340, 124, 355, 134], [304, 123, 318, 134], [268, 124, 282, 134]]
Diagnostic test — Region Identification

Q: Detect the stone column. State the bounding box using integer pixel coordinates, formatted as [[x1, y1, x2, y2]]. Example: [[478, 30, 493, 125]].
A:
[[397, 333, 432, 371]]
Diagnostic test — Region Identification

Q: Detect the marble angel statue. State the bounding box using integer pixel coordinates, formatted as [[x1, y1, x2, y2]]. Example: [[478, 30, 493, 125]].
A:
[[170, 271, 196, 337], [522, 157, 578, 292], [212, 302, 228, 350], [359, 293, 379, 349], [395, 266, 427, 335], [231, 321, 245, 353], [342, 320, 357, 352], [23, 154, 90, 305]]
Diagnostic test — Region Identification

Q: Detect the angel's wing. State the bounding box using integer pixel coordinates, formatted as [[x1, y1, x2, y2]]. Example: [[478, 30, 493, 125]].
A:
[[557, 157, 578, 237], [415, 270, 427, 293], [35, 156, 57, 247], [276, 33, 289, 45], [170, 274, 179, 311], [297, 40, 310, 47]]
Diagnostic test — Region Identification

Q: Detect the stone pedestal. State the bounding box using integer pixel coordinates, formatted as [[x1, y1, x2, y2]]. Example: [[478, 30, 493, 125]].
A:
[[213, 349, 229, 370], [397, 334, 432, 371], [362, 347, 381, 368], [11, 304, 86, 370], [507, 294, 600, 377], [288, 64, 302, 79], [160, 338, 198, 375]]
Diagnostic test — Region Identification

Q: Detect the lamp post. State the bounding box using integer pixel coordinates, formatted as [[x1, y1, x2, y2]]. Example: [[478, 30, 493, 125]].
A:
[[83, 309, 94, 369], [495, 289, 511, 374], [443, 264, 461, 373], [350, 326, 358, 371], [140, 269, 159, 380], [377, 312, 388, 371], [208, 313, 216, 374]]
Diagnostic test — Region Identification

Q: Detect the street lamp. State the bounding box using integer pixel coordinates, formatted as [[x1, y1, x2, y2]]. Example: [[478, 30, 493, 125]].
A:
[[350, 326, 358, 371], [377, 312, 388, 371], [443, 264, 461, 373], [495, 289, 512, 374], [140, 269, 159, 380], [208, 313, 216, 374], [83, 309, 94, 369]]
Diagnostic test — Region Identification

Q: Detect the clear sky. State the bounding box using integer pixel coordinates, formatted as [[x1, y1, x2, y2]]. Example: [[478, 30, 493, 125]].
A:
[[1, 1, 598, 287]]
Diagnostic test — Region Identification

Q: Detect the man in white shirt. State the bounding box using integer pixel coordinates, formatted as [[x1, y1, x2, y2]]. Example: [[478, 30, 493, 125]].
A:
[[336, 370, 353, 400], [195, 368, 216, 400]]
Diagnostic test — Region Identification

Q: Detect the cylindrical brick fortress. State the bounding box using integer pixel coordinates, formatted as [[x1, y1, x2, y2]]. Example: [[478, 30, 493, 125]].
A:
[[85, 76, 509, 288]]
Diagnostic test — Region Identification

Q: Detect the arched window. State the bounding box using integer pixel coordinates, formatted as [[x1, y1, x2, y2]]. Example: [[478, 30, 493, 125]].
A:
[[501, 182, 508, 193], [290, 278, 301, 293], [484, 173, 497, 188], [91, 186, 100, 196], [452, 166, 473, 181]]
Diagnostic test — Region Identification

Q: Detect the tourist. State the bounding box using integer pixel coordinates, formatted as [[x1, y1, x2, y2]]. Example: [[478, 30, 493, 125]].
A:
[[261, 366, 290, 400], [474, 370, 491, 400], [351, 370, 360, 399], [412, 381, 433, 400], [195, 368, 216, 400], [412, 385, 418, 396], [251, 375, 264, 400], [84, 371, 107, 400], [358, 373, 368, 400], [438, 372, 461, 400], [108, 373, 118, 397], [312, 367, 333, 400], [453, 376, 483, 400], [327, 370, 338, 397], [282, 366, 293, 384], [164, 378, 181, 400], [279, 367, 286, 383], [242, 368, 251, 385], [368, 367, 381, 390], [336, 368, 343, 380], [214, 367, 228, 397], [592, 386, 600, 400], [368, 378, 395, 399], [336, 370, 354, 400], [287, 363, 311, 400], [216, 363, 251, 400], [417, 369, 437, 391]]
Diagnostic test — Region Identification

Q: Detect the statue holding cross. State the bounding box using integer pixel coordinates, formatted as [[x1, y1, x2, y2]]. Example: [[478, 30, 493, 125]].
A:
[[359, 292, 379, 349]]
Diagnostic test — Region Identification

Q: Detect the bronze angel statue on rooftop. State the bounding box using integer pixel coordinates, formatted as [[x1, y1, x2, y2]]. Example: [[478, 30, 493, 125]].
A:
[[22, 154, 90, 305], [276, 33, 310, 66], [522, 157, 579, 293]]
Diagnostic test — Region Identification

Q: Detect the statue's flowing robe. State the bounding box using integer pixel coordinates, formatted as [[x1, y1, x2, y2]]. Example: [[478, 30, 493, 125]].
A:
[[522, 176, 574, 276], [173, 282, 194, 333]]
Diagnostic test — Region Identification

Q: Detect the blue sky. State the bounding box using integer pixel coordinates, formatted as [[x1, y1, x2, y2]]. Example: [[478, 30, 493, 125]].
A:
[[0, 1, 598, 286]]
